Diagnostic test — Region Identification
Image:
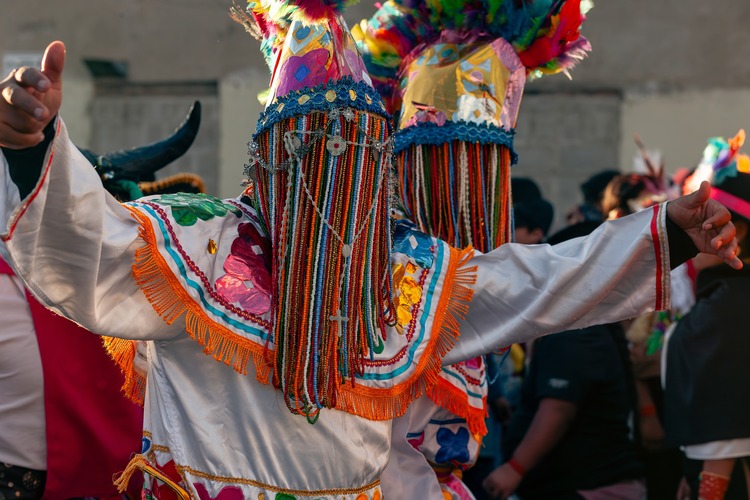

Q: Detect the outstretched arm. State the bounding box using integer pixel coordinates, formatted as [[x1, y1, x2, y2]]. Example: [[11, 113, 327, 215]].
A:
[[445, 193, 738, 365]]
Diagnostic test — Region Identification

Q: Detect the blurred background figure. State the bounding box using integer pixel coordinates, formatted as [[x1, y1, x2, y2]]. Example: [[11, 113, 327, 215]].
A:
[[464, 178, 554, 499], [512, 178, 555, 244], [567, 169, 620, 224], [599, 154, 685, 500]]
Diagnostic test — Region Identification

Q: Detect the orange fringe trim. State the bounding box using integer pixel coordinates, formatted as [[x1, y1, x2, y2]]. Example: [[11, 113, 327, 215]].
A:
[[426, 378, 488, 436], [335, 245, 477, 421], [125, 206, 272, 384], [102, 336, 147, 406], [125, 203, 478, 422]]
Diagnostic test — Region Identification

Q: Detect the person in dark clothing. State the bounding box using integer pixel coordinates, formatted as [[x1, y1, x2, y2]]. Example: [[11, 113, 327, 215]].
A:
[[601, 166, 686, 500], [483, 223, 645, 499], [499, 325, 645, 499], [513, 197, 554, 244], [567, 169, 620, 224], [664, 132, 750, 500], [510, 177, 555, 244]]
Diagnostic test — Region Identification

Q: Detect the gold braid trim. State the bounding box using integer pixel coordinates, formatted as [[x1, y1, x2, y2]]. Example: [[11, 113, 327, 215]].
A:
[[114, 454, 190, 499], [176, 465, 380, 496]]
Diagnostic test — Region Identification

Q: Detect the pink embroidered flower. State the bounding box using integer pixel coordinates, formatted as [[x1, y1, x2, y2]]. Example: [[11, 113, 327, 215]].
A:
[[462, 357, 482, 370], [194, 483, 244, 500], [215, 222, 272, 315]]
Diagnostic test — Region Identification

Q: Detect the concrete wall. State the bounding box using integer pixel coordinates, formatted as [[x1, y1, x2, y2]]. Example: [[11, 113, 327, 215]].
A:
[[219, 68, 268, 198], [620, 89, 750, 173], [514, 92, 622, 231]]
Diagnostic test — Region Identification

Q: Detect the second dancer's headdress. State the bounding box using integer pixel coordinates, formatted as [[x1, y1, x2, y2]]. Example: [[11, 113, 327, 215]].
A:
[[354, 0, 592, 252]]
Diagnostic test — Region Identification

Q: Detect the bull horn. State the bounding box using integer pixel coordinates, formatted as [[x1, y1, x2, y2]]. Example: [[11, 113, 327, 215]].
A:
[[79, 101, 201, 182]]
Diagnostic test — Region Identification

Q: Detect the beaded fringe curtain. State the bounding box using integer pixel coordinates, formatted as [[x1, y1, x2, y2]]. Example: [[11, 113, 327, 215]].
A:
[[396, 142, 512, 253], [252, 109, 395, 420]]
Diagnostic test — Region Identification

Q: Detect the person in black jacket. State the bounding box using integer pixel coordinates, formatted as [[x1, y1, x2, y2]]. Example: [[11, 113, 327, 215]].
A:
[[665, 133, 750, 500]]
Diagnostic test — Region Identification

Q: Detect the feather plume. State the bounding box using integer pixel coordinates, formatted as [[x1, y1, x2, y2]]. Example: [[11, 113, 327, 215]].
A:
[[229, 1, 264, 40], [354, 0, 593, 102], [231, 0, 361, 71]]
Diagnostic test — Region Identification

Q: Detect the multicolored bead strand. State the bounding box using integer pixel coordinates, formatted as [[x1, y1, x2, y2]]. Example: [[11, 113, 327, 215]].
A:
[[396, 142, 512, 253], [250, 108, 395, 418]]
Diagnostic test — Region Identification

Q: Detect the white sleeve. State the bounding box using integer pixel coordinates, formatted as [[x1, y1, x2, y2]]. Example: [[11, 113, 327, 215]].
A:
[[0, 118, 182, 340], [445, 206, 671, 365]]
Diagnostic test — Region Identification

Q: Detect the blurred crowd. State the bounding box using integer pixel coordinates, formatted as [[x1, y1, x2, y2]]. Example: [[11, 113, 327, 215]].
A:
[[463, 133, 750, 500]]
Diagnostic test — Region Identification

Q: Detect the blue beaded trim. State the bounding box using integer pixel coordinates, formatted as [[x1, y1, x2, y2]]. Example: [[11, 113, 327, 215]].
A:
[[394, 121, 518, 164], [254, 77, 392, 137]]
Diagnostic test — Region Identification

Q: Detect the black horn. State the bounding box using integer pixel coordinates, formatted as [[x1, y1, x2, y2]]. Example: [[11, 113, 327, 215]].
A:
[[79, 100, 202, 182]]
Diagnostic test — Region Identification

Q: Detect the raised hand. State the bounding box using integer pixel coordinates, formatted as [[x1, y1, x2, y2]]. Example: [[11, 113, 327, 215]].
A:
[[0, 41, 65, 150], [667, 181, 743, 269]]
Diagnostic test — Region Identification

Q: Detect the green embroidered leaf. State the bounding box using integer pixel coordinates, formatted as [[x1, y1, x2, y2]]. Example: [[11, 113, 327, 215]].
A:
[[372, 334, 385, 354], [154, 192, 243, 226], [171, 208, 199, 226]]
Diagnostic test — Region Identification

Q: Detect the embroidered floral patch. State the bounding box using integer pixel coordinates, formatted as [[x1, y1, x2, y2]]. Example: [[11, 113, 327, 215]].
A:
[[462, 357, 482, 370], [392, 220, 435, 269], [141, 435, 152, 453], [435, 427, 471, 466], [153, 193, 243, 226], [215, 222, 272, 314], [407, 431, 425, 450], [391, 261, 424, 335]]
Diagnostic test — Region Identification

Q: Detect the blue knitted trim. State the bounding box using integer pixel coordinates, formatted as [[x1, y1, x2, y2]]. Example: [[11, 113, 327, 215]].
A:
[[394, 121, 517, 164], [254, 77, 391, 137]]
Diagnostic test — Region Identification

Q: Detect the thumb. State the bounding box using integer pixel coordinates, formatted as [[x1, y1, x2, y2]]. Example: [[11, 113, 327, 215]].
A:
[[41, 41, 66, 85], [684, 180, 711, 209]]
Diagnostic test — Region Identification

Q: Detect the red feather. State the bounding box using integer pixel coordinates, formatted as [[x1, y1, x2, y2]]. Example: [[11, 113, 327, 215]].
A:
[[518, 0, 583, 70], [290, 0, 348, 21]]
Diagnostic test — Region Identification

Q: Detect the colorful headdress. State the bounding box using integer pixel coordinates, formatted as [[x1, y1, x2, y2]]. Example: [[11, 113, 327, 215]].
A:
[[686, 130, 750, 220], [232, 0, 396, 419], [354, 0, 592, 252]]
